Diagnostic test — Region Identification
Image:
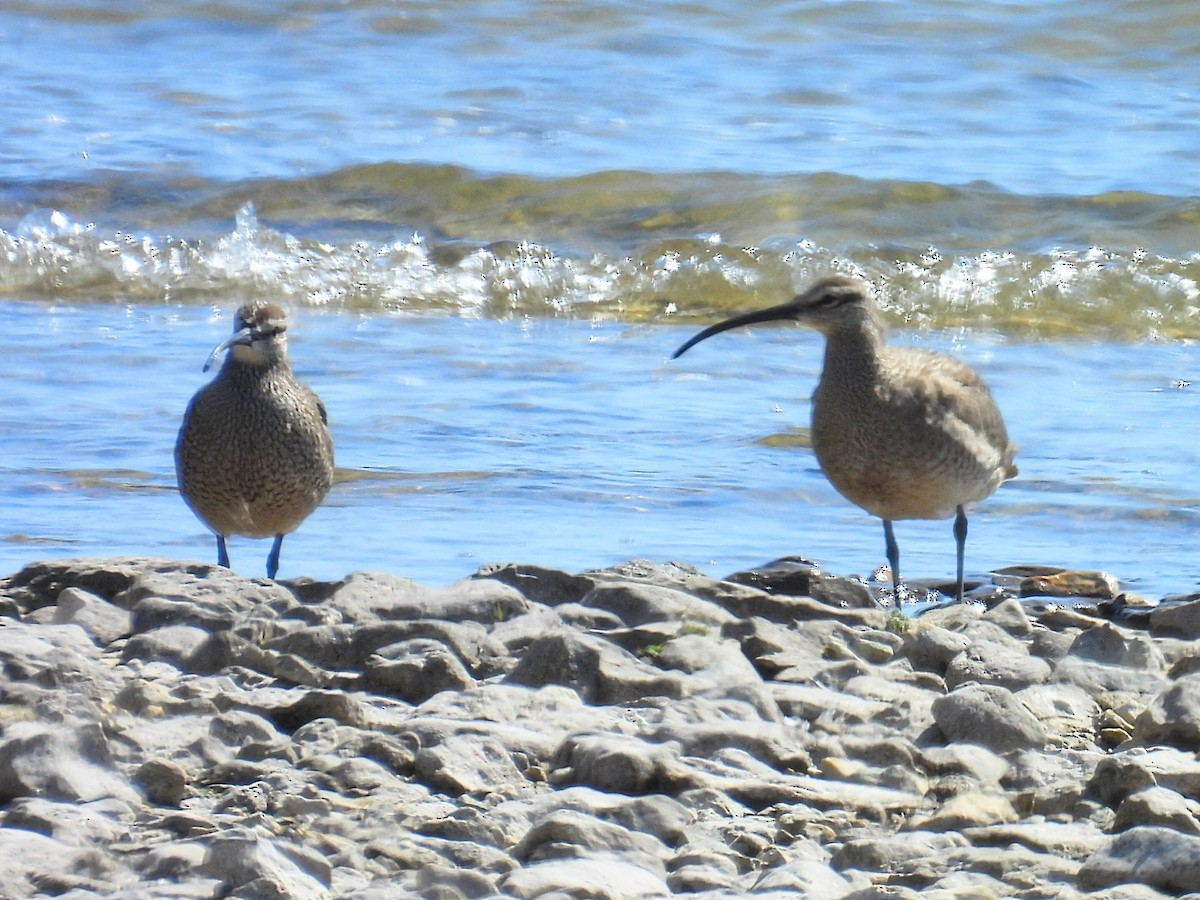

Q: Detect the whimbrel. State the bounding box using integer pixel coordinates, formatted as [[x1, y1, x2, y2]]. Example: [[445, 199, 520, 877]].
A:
[[176, 302, 334, 579], [672, 276, 1017, 602]]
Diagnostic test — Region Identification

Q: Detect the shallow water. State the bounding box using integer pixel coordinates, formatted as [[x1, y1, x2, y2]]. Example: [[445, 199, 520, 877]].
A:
[[2, 0, 1198, 599], [3, 301, 1199, 601]]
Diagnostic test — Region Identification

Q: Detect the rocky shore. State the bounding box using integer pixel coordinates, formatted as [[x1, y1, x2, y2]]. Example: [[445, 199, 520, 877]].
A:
[[2, 555, 1200, 898]]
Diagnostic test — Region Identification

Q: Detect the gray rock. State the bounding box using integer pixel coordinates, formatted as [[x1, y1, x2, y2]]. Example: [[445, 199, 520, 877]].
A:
[[134, 757, 190, 806], [651, 633, 782, 721], [944, 636, 1052, 690], [412, 863, 500, 898], [121, 624, 211, 670], [363, 638, 475, 702], [901, 625, 972, 675], [473, 563, 598, 606], [52, 587, 131, 645], [1069, 622, 1167, 670], [581, 581, 737, 628], [414, 734, 528, 796], [724, 556, 876, 608], [5, 796, 128, 845], [552, 732, 684, 795], [0, 826, 92, 899], [715, 584, 887, 628], [1150, 595, 1200, 639], [1052, 655, 1168, 698], [315, 571, 531, 625], [1078, 825, 1200, 892], [1088, 747, 1200, 807], [831, 830, 968, 874], [1113, 786, 1200, 835], [961, 819, 1107, 861], [723, 616, 842, 681], [0, 556, 186, 613], [0, 721, 137, 804], [271, 690, 367, 732], [1135, 673, 1200, 749], [506, 630, 684, 704], [930, 683, 1047, 753], [513, 808, 667, 870], [200, 833, 331, 899], [502, 854, 670, 899], [751, 856, 854, 894], [1013, 683, 1097, 740], [981, 596, 1034, 636]]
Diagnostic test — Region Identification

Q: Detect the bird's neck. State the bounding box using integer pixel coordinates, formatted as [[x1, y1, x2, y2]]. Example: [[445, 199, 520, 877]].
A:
[[820, 322, 885, 387], [223, 358, 292, 383]]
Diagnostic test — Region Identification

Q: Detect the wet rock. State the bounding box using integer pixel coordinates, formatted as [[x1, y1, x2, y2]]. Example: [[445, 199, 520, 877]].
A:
[[724, 556, 876, 608], [1020, 569, 1120, 600], [1148, 594, 1200, 639]]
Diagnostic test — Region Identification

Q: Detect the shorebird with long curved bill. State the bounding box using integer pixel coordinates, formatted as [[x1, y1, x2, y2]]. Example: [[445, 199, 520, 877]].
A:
[[176, 302, 335, 579], [672, 276, 1017, 603]]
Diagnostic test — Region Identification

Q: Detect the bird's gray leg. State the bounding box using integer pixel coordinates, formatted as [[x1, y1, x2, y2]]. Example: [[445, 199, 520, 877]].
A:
[[216, 535, 230, 569], [953, 505, 968, 602], [882, 519, 900, 601], [267, 534, 284, 580]]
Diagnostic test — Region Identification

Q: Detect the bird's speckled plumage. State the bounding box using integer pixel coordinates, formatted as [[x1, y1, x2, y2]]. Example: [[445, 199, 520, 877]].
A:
[[673, 276, 1017, 601], [176, 302, 334, 578]]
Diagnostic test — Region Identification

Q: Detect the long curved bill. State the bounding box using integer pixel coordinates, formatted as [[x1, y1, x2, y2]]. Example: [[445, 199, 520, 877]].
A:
[[671, 300, 800, 359], [202, 327, 254, 372]]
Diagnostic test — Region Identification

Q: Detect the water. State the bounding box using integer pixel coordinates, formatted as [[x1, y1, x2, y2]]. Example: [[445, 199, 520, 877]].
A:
[[1, 0, 1198, 598]]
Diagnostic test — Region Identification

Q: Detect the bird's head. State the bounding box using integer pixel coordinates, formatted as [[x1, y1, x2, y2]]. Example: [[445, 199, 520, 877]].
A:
[[203, 302, 290, 371], [671, 276, 879, 358]]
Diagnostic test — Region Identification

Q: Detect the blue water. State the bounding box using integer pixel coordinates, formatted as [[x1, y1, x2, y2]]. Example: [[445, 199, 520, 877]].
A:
[[3, 0, 1198, 195], [3, 300, 1199, 600], [2, 0, 1199, 598]]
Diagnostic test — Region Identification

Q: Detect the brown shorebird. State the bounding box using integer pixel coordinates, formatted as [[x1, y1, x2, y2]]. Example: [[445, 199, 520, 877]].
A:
[[176, 302, 334, 579], [672, 276, 1017, 602]]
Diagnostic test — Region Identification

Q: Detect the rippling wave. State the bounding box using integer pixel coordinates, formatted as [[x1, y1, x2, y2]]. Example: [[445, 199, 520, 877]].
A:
[[1, 165, 1197, 337]]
